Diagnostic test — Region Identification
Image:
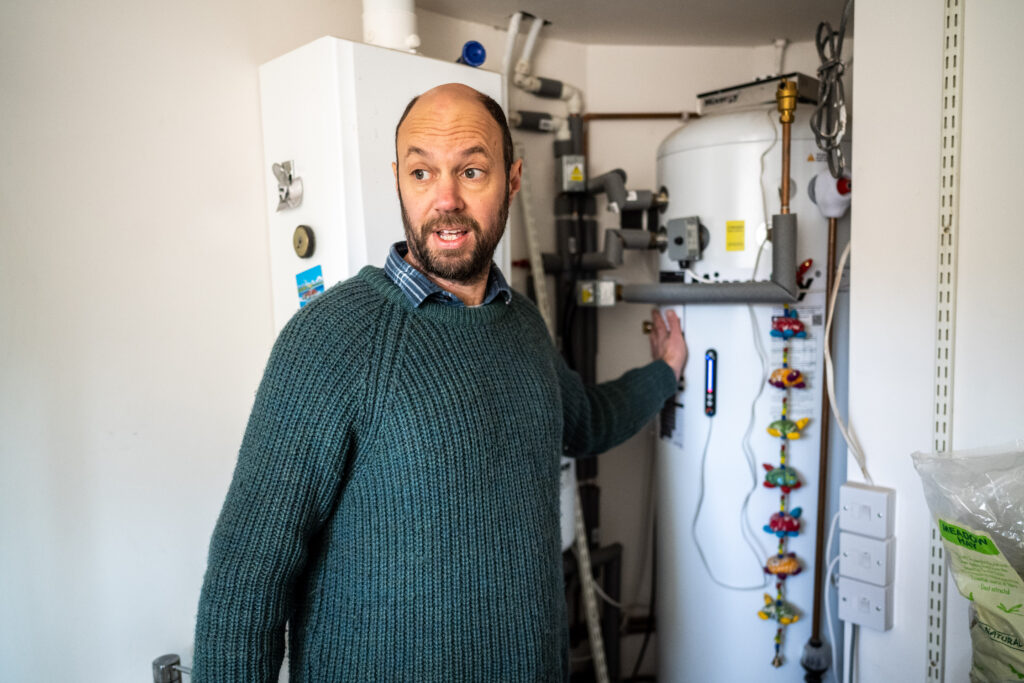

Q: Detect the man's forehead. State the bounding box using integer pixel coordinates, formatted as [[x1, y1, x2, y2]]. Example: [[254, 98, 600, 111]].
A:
[[397, 87, 501, 154]]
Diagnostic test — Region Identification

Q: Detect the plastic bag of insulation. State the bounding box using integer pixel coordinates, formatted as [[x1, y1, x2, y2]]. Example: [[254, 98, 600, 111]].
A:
[[912, 441, 1024, 683]]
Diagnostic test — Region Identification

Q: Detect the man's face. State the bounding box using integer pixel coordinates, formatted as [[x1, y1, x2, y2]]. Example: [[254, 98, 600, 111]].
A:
[[393, 86, 520, 284]]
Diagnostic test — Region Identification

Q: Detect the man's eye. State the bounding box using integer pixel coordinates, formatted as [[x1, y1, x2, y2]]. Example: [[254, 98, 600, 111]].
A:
[[412, 169, 430, 180], [464, 168, 483, 179]]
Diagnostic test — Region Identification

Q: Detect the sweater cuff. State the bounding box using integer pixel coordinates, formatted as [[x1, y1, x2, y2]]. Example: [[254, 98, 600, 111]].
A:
[[648, 359, 680, 401]]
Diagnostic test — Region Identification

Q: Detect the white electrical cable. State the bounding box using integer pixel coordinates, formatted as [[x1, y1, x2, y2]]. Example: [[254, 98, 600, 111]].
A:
[[691, 419, 768, 590], [730, 112, 782, 577], [760, 108, 779, 235], [735, 242, 773, 564], [824, 262, 865, 683], [824, 242, 873, 485], [590, 576, 623, 610], [822, 511, 842, 683], [825, 554, 841, 683], [773, 38, 790, 77]]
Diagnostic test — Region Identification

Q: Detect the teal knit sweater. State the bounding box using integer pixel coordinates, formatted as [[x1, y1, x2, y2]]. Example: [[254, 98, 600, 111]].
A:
[[193, 266, 676, 682]]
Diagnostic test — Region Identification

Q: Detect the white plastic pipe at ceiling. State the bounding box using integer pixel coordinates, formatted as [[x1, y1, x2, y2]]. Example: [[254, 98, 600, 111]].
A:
[[362, 0, 421, 53]]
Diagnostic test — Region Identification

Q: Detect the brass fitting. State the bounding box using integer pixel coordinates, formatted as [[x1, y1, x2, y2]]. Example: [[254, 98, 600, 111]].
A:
[[777, 80, 797, 123]]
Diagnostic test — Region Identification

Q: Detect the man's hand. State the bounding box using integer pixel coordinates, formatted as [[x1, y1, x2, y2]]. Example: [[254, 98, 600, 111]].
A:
[[649, 308, 687, 381]]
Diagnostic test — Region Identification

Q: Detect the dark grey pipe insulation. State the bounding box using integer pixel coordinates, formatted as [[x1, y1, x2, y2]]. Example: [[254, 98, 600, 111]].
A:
[[533, 76, 565, 99], [587, 169, 655, 213], [511, 110, 555, 132], [542, 228, 660, 273], [618, 213, 800, 305]]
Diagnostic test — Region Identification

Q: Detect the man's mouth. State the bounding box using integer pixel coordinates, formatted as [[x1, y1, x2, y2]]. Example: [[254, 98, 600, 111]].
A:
[[436, 229, 467, 242], [429, 226, 473, 250]]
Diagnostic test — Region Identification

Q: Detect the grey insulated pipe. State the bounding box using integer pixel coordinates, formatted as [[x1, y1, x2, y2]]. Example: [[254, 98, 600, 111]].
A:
[[510, 110, 556, 133], [541, 228, 657, 272], [583, 228, 659, 270], [533, 76, 565, 99], [619, 213, 800, 304], [587, 170, 655, 213]]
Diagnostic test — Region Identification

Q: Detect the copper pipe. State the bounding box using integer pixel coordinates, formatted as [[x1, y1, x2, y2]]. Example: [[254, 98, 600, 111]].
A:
[[776, 80, 797, 215], [810, 216, 838, 642], [780, 125, 792, 214]]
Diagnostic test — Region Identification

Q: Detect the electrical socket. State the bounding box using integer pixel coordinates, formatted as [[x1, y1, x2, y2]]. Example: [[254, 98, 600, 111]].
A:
[[838, 575, 894, 631], [839, 531, 895, 586], [839, 482, 895, 539]]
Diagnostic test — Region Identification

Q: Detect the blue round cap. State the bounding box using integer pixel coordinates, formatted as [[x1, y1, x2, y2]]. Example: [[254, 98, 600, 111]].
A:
[[458, 41, 486, 67]]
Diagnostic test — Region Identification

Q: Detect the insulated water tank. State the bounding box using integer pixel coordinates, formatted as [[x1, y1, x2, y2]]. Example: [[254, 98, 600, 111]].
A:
[[654, 105, 850, 681]]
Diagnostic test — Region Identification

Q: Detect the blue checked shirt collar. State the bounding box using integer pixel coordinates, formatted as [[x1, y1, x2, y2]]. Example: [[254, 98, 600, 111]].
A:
[[383, 242, 512, 308]]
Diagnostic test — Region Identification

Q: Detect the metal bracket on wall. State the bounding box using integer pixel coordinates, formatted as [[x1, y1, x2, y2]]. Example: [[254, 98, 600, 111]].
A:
[[273, 160, 303, 211], [927, 1, 965, 681]]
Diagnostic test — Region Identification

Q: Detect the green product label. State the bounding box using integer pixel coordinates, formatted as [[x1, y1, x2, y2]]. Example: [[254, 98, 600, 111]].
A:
[[940, 519, 1001, 555]]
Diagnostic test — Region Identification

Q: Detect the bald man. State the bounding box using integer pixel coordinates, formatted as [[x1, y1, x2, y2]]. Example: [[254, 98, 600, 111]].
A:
[[192, 83, 685, 682]]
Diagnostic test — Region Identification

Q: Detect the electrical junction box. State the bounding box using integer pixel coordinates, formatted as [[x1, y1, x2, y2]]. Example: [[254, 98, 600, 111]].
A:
[[838, 575, 894, 631], [576, 279, 617, 307], [558, 154, 586, 193], [839, 482, 896, 539], [839, 531, 896, 586]]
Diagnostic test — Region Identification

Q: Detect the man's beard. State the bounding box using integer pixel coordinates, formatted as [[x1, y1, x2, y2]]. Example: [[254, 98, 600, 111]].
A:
[[399, 186, 509, 284]]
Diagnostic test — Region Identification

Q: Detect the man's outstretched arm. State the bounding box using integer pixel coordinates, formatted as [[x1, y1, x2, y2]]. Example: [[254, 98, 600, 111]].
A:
[[560, 308, 687, 456]]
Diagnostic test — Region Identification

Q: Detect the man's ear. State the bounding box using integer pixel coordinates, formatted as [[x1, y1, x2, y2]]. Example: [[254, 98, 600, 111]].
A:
[[392, 161, 399, 191], [507, 158, 523, 202]]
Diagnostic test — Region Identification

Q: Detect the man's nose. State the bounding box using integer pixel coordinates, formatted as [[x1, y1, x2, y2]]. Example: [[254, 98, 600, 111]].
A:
[[432, 173, 464, 213]]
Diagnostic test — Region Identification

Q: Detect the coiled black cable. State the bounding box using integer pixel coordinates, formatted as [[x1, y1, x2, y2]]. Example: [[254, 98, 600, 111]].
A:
[[810, 0, 853, 179]]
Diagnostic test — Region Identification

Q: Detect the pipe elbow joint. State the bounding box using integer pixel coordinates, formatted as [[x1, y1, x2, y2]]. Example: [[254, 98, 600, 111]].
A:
[[563, 85, 583, 114], [513, 72, 542, 94], [588, 170, 628, 213]]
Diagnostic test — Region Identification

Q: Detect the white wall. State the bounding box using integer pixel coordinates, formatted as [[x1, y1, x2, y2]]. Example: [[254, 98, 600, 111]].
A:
[[849, 0, 1024, 681], [0, 3, 580, 681]]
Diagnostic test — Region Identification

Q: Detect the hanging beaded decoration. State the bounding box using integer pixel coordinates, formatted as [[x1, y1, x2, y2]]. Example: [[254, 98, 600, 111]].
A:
[[759, 304, 809, 667]]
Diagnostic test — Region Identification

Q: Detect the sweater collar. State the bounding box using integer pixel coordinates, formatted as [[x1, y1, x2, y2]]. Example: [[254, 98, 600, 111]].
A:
[[359, 266, 516, 327]]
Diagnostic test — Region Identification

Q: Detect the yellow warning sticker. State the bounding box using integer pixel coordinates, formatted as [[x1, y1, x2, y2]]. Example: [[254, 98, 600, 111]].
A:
[[570, 165, 583, 182], [726, 221, 745, 251], [807, 154, 815, 162]]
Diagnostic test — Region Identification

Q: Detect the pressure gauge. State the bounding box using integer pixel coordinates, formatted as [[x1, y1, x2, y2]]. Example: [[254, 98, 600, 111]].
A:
[[292, 225, 315, 258]]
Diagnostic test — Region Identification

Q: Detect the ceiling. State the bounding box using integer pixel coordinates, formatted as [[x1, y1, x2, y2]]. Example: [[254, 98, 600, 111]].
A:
[[417, 0, 852, 47]]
